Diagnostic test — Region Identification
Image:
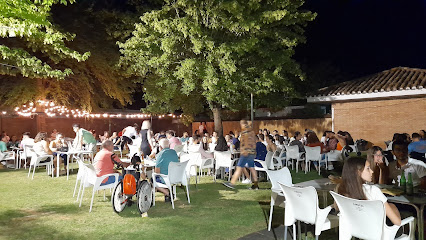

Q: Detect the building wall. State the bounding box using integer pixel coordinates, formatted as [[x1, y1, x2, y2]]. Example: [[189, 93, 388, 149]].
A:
[[0, 116, 191, 139], [333, 97, 426, 148], [193, 118, 332, 136]]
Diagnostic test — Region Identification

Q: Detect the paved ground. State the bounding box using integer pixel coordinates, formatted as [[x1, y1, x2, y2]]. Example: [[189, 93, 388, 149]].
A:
[[239, 225, 293, 240]]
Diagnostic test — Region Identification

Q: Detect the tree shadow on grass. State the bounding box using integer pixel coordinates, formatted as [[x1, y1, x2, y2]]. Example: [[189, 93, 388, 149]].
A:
[[0, 204, 82, 240]]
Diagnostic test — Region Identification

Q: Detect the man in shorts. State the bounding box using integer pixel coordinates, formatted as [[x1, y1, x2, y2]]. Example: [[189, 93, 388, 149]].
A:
[[223, 120, 259, 190]]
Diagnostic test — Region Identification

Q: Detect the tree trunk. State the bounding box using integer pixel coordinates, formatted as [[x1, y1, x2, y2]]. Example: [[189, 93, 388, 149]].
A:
[[212, 107, 223, 137]]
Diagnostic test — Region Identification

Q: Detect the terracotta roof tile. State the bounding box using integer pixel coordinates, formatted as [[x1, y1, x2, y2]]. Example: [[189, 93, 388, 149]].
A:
[[311, 67, 426, 97]]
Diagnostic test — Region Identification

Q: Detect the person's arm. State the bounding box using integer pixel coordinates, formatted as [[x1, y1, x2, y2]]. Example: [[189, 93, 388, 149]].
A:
[[155, 167, 161, 174], [147, 131, 154, 149], [112, 154, 130, 168], [49, 141, 57, 152], [43, 141, 50, 154], [385, 202, 401, 226]]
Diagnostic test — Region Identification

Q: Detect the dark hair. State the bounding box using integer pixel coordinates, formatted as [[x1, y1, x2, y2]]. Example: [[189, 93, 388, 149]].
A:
[[192, 134, 200, 142], [214, 136, 229, 151], [72, 123, 80, 128], [306, 132, 320, 145], [258, 133, 265, 141], [294, 131, 301, 137], [337, 157, 368, 200], [133, 123, 139, 128], [367, 146, 383, 167], [229, 131, 234, 136], [22, 132, 30, 137], [278, 135, 284, 145], [412, 133, 421, 139], [166, 130, 175, 137]]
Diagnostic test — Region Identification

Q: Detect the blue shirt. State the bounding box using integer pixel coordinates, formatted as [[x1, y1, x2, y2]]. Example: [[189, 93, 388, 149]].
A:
[[255, 142, 267, 161], [0, 141, 7, 152], [408, 140, 426, 153], [232, 138, 240, 150], [155, 148, 179, 175]]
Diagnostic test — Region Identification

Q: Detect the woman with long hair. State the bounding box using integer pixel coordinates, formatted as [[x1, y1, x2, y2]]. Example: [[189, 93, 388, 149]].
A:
[[214, 136, 229, 152], [367, 146, 389, 184], [140, 120, 154, 157], [336, 157, 401, 225]]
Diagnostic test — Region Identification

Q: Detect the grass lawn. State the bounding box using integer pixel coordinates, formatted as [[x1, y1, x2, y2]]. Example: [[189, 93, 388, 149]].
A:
[[0, 166, 337, 240]]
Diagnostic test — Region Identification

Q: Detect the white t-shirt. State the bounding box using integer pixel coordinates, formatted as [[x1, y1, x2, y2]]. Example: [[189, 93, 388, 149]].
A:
[[33, 140, 48, 156], [123, 126, 137, 138], [211, 136, 217, 144], [388, 158, 426, 186], [21, 138, 34, 147], [363, 184, 387, 204]]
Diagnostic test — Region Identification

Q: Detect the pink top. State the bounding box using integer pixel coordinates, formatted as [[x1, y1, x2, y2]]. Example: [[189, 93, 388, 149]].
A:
[[93, 149, 123, 182]]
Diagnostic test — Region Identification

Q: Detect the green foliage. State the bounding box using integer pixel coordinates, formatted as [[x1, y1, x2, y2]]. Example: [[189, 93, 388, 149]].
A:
[[0, 0, 89, 79], [119, 0, 316, 118]]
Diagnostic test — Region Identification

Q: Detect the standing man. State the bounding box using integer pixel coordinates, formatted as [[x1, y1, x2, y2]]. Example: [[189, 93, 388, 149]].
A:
[[72, 124, 96, 152], [223, 120, 259, 190]]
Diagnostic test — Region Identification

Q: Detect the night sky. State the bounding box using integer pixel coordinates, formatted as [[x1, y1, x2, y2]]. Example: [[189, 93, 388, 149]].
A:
[[296, 0, 426, 81]]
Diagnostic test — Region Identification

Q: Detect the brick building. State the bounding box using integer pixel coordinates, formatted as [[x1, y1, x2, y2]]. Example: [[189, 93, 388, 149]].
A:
[[307, 67, 426, 147]]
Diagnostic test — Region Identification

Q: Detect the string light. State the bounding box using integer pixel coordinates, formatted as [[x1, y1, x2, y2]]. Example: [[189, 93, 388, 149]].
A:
[[6, 100, 181, 119]]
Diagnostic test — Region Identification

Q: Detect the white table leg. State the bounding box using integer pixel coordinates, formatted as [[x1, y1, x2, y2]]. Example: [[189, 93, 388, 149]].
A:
[[56, 154, 60, 178]]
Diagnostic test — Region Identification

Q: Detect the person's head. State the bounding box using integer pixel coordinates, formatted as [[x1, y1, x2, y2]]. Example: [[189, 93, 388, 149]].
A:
[[282, 130, 288, 137], [224, 134, 230, 142], [141, 120, 151, 130], [258, 133, 265, 141], [274, 134, 280, 141], [182, 132, 189, 138], [212, 131, 217, 137], [159, 138, 170, 150], [204, 132, 209, 137], [263, 129, 268, 136], [194, 130, 199, 135], [266, 135, 274, 143], [34, 132, 47, 143], [102, 140, 114, 152], [166, 130, 175, 139], [111, 132, 117, 137], [273, 130, 278, 135], [229, 131, 234, 136], [22, 132, 30, 139], [367, 146, 383, 165], [192, 135, 200, 144], [0, 135, 7, 142], [419, 130, 426, 139], [55, 133, 64, 141], [240, 119, 252, 131], [103, 131, 109, 137], [411, 133, 421, 142], [294, 131, 302, 141], [11, 135, 17, 142], [338, 157, 373, 200], [392, 140, 409, 163], [52, 129, 57, 133], [215, 136, 229, 151], [202, 136, 208, 143], [258, 129, 263, 134], [325, 131, 335, 139], [72, 124, 80, 133], [306, 131, 320, 145]]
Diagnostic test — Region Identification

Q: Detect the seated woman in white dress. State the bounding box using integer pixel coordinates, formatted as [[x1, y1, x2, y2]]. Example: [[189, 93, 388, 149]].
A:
[[335, 157, 401, 226]]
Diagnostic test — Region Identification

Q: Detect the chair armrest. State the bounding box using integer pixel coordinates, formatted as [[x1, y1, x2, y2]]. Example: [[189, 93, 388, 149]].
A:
[[94, 173, 120, 188], [254, 159, 267, 169], [315, 205, 333, 236], [384, 216, 415, 240]]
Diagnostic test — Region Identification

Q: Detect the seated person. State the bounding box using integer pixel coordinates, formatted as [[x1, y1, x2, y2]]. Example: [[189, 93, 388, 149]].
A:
[[0, 135, 15, 168], [254, 134, 267, 168], [266, 135, 277, 153], [323, 131, 338, 152], [387, 140, 426, 189], [98, 131, 109, 143], [33, 132, 51, 156], [154, 139, 179, 202], [335, 157, 401, 226], [0, 135, 8, 152], [289, 131, 305, 153], [20, 132, 34, 148], [7, 135, 20, 150], [93, 140, 130, 185], [49, 133, 68, 174], [166, 130, 182, 150], [367, 146, 390, 185], [231, 131, 240, 150], [408, 133, 426, 162], [214, 136, 229, 152], [188, 135, 213, 159]]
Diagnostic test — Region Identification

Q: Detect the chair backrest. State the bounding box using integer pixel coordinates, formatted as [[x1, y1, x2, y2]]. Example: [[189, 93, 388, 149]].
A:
[[265, 151, 274, 169], [173, 145, 184, 153], [22, 144, 34, 158], [76, 160, 86, 180], [209, 143, 217, 152], [82, 163, 98, 185], [168, 161, 189, 186], [185, 152, 201, 176], [304, 146, 321, 161], [330, 191, 385, 240], [214, 151, 233, 169], [278, 183, 318, 225], [285, 145, 299, 160], [327, 150, 342, 162], [265, 167, 292, 191]]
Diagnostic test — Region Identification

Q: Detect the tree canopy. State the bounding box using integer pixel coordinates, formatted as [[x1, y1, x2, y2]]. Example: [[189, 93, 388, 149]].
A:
[[0, 0, 135, 111], [119, 0, 316, 131]]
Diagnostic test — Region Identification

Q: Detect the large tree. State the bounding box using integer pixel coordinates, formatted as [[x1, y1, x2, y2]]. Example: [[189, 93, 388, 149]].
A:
[[119, 0, 316, 134], [0, 0, 134, 110]]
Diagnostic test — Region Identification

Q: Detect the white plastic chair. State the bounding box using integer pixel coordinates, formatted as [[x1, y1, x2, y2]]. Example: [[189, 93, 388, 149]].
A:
[[265, 167, 292, 231], [209, 143, 217, 152], [18, 145, 33, 169], [27, 148, 54, 179], [152, 161, 190, 209], [214, 151, 236, 182], [304, 146, 322, 175], [271, 148, 283, 169], [330, 191, 416, 240], [326, 150, 342, 170], [78, 163, 119, 212], [278, 183, 338, 240], [272, 147, 286, 169], [0, 151, 16, 169], [73, 160, 86, 199], [285, 145, 305, 172]]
